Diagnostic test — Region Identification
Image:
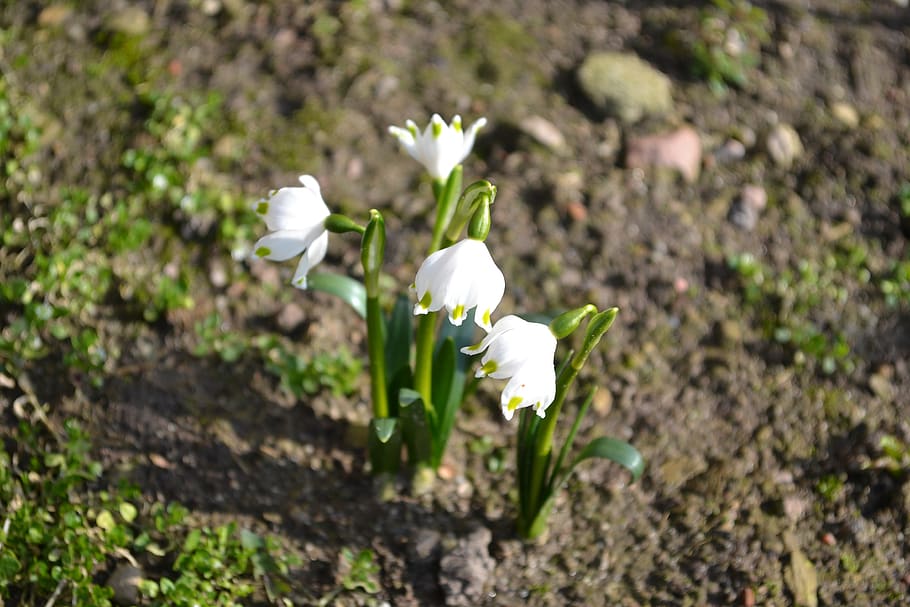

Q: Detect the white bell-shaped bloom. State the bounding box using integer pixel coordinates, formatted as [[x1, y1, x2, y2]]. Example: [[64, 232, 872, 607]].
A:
[[389, 114, 487, 180], [461, 315, 557, 420], [413, 238, 504, 331], [252, 175, 330, 289]]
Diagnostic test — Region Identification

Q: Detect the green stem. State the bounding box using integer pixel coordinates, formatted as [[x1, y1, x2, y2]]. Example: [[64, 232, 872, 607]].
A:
[[414, 312, 437, 412], [524, 355, 582, 528], [365, 295, 389, 418]]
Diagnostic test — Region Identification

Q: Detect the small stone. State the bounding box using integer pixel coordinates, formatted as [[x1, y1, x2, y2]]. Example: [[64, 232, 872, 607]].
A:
[[831, 102, 859, 128], [593, 387, 612, 415], [741, 586, 756, 607], [868, 373, 894, 402], [565, 200, 587, 221], [439, 526, 495, 607], [519, 115, 566, 152], [728, 185, 767, 231], [625, 125, 701, 182], [276, 302, 306, 332], [820, 532, 836, 546], [784, 542, 818, 607], [577, 52, 673, 124], [213, 135, 243, 161], [107, 564, 143, 605], [766, 124, 803, 168], [106, 7, 151, 36], [714, 139, 747, 164], [208, 259, 228, 288], [783, 495, 809, 521], [38, 4, 73, 27], [409, 529, 442, 563]]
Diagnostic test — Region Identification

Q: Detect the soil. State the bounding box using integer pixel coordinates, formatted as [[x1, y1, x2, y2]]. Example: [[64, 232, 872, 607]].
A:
[[3, 1, 910, 605]]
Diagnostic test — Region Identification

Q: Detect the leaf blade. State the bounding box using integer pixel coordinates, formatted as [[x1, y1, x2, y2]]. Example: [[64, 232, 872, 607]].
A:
[[306, 273, 366, 319]]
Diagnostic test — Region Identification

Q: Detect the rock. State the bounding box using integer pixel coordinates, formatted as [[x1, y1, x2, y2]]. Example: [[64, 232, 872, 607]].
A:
[[785, 545, 818, 607], [276, 302, 306, 332], [107, 563, 143, 605], [106, 7, 150, 36], [439, 526, 495, 607], [868, 373, 894, 402], [409, 528, 442, 564], [519, 115, 566, 152], [38, 4, 73, 27], [577, 52, 673, 124], [831, 102, 859, 128], [766, 124, 803, 168], [714, 139, 747, 164], [728, 184, 767, 231], [625, 125, 701, 182]]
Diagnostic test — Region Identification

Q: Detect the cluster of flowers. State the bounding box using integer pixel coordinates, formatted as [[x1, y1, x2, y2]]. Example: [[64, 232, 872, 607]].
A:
[[250, 114, 558, 421]]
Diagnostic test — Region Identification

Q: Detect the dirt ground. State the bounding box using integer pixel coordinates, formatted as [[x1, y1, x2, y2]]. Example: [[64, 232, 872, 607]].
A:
[[3, 0, 910, 605]]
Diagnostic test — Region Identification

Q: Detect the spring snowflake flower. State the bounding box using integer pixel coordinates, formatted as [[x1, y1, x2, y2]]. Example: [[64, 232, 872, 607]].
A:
[[389, 114, 487, 180], [461, 315, 557, 420], [252, 175, 330, 289], [413, 238, 504, 331]]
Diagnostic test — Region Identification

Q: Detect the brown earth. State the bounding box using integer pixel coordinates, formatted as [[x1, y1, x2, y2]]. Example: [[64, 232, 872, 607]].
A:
[[3, 1, 910, 605]]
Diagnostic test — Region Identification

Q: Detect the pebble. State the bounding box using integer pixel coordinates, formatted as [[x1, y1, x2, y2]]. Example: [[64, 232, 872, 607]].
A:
[[766, 124, 803, 168], [276, 302, 306, 332], [820, 532, 836, 546], [519, 115, 566, 152], [740, 586, 756, 607], [625, 125, 702, 182], [577, 52, 673, 124], [106, 7, 151, 36], [38, 4, 72, 27], [831, 102, 859, 128], [439, 526, 495, 607], [714, 139, 747, 164], [728, 184, 767, 231], [107, 564, 143, 605]]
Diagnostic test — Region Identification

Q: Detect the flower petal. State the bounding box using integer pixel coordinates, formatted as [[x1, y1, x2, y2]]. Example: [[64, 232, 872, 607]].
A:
[[291, 230, 329, 289], [252, 230, 312, 261]]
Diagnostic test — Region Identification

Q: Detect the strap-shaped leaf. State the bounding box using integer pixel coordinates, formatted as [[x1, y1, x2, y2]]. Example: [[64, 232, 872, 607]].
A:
[[368, 418, 401, 475], [429, 337, 458, 467], [571, 437, 644, 483], [307, 273, 366, 319], [399, 388, 432, 466], [385, 295, 412, 382]]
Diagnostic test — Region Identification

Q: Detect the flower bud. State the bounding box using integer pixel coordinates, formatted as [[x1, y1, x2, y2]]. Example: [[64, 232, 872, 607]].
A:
[[572, 307, 618, 370], [361, 209, 386, 294], [445, 180, 496, 243], [324, 213, 365, 235], [467, 196, 492, 241], [548, 304, 598, 339]]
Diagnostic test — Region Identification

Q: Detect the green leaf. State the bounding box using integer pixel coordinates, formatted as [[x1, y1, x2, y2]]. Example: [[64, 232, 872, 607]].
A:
[[384, 295, 413, 385], [306, 273, 366, 319], [399, 389, 432, 466], [119, 502, 138, 523], [571, 437, 644, 483], [96, 509, 116, 531], [240, 529, 263, 551], [429, 337, 459, 467], [368, 417, 401, 475], [0, 553, 21, 577]]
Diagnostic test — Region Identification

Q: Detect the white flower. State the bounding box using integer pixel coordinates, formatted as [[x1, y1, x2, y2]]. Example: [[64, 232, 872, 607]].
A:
[[251, 175, 330, 289], [461, 315, 557, 420], [413, 238, 504, 331], [389, 114, 487, 180]]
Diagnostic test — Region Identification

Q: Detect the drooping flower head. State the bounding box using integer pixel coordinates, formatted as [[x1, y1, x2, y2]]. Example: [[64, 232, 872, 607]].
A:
[[389, 114, 487, 181], [252, 175, 330, 289], [462, 315, 557, 420], [412, 238, 504, 331]]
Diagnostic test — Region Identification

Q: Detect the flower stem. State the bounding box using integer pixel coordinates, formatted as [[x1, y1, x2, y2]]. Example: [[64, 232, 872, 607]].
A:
[[365, 294, 389, 418], [523, 358, 580, 533], [414, 312, 437, 413]]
